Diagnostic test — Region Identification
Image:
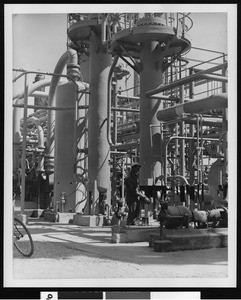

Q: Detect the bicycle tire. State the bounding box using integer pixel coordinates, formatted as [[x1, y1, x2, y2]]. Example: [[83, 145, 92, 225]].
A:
[[13, 217, 34, 257]]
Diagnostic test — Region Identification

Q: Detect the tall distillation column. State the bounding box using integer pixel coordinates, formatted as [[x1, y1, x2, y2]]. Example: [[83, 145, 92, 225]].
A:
[[88, 30, 112, 212], [110, 13, 191, 186], [68, 14, 112, 214], [139, 39, 163, 185]]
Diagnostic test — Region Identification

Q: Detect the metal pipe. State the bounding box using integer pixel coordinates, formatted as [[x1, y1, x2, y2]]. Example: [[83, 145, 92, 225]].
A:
[[13, 79, 51, 100], [20, 74, 28, 214], [111, 107, 139, 113], [179, 60, 185, 177], [196, 115, 200, 183], [101, 13, 107, 45], [185, 119, 222, 128], [45, 49, 83, 184], [149, 95, 180, 102], [192, 61, 228, 74], [107, 55, 121, 148], [156, 93, 227, 122], [173, 175, 189, 185], [200, 115, 204, 184], [27, 91, 49, 98], [13, 104, 89, 110], [188, 68, 195, 185], [13, 104, 73, 110], [164, 135, 219, 185], [117, 95, 139, 101], [117, 94, 179, 102], [28, 117, 45, 172], [146, 73, 228, 97]]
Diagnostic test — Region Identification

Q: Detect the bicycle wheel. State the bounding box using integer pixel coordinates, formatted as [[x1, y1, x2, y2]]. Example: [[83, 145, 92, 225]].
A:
[[13, 217, 34, 257]]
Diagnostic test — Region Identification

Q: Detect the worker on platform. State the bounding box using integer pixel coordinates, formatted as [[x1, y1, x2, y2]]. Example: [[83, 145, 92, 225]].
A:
[[124, 163, 150, 225]]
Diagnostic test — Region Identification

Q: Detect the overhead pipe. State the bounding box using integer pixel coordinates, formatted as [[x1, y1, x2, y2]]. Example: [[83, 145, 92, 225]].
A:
[[28, 91, 49, 98], [146, 73, 228, 97], [13, 104, 89, 111], [156, 93, 227, 122], [117, 94, 179, 102], [185, 118, 222, 128], [111, 107, 139, 113], [13, 79, 52, 100]]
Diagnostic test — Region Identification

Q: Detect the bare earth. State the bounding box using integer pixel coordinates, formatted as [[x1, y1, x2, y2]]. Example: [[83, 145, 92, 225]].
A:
[[11, 220, 228, 283]]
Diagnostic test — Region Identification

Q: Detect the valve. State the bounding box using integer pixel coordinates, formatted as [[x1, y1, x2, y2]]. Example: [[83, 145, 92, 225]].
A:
[[60, 192, 66, 212]]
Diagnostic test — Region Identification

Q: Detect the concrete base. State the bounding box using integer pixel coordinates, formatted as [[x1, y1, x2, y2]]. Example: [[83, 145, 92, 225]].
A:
[[73, 214, 106, 227], [111, 225, 159, 243], [44, 211, 75, 223], [154, 240, 173, 252], [25, 209, 44, 218], [14, 213, 28, 225], [150, 227, 228, 252]]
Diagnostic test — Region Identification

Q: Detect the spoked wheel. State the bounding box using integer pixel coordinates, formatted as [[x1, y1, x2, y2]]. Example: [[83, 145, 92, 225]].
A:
[[13, 217, 34, 257]]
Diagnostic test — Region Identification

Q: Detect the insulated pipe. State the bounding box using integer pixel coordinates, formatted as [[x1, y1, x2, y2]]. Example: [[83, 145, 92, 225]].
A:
[[29, 91, 49, 99], [146, 73, 228, 97], [156, 93, 227, 122], [13, 79, 51, 100], [46, 49, 79, 184]]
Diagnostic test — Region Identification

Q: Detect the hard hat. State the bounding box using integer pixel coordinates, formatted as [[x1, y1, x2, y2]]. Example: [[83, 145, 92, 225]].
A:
[[131, 163, 141, 169]]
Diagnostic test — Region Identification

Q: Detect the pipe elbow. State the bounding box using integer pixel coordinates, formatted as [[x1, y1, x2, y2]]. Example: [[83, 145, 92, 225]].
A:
[[66, 48, 78, 65]]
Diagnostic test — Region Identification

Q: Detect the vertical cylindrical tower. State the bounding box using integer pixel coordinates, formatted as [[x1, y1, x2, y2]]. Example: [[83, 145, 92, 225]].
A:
[[139, 40, 163, 185], [88, 30, 112, 195], [54, 81, 77, 212]]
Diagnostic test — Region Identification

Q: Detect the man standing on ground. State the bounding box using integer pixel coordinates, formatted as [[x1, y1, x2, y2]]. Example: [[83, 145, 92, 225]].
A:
[[125, 163, 150, 225]]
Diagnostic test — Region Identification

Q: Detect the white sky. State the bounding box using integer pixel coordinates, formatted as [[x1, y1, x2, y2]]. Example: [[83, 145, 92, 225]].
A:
[[12, 12, 228, 73], [8, 5, 233, 95]]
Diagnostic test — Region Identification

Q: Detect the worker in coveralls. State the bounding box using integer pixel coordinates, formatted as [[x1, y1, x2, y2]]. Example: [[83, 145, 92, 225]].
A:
[[125, 163, 150, 225]]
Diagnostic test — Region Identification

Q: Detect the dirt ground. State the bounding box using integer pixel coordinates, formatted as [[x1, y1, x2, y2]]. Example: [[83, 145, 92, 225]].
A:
[[8, 218, 230, 289]]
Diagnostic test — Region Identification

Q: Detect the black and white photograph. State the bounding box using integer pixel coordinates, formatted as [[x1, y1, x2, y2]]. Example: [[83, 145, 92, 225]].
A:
[[4, 3, 238, 299]]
